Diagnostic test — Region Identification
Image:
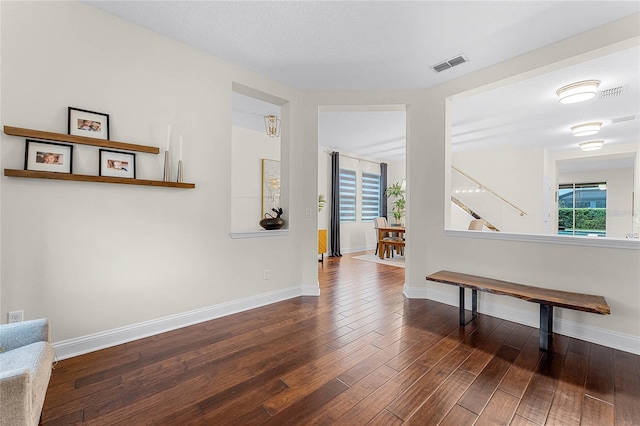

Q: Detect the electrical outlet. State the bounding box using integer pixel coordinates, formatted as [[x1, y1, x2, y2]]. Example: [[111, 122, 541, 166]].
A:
[[8, 310, 23, 323], [263, 269, 270, 280]]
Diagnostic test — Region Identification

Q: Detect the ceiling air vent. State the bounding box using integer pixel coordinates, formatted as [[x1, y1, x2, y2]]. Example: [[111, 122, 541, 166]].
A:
[[431, 54, 469, 73], [610, 115, 636, 124], [600, 86, 624, 99]]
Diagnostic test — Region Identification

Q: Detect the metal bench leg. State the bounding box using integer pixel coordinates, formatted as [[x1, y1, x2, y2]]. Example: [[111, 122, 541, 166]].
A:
[[540, 304, 553, 352], [472, 289, 477, 321], [459, 288, 478, 326], [459, 287, 465, 325]]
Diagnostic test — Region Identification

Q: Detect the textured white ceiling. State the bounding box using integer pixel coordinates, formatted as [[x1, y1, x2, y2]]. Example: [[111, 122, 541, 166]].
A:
[[87, 1, 639, 91], [87, 1, 639, 165]]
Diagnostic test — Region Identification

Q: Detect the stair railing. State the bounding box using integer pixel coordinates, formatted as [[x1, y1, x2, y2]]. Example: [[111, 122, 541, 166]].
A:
[[452, 166, 527, 217]]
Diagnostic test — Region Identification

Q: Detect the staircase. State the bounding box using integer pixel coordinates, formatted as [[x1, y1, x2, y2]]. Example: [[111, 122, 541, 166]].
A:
[[451, 196, 500, 231]]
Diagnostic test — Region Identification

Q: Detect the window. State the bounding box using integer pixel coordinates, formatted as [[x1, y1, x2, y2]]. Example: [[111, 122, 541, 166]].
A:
[[339, 169, 356, 222], [361, 172, 381, 222], [558, 182, 606, 236]]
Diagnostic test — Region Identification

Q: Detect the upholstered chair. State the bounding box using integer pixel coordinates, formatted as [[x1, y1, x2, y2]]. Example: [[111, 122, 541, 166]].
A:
[[0, 319, 55, 426]]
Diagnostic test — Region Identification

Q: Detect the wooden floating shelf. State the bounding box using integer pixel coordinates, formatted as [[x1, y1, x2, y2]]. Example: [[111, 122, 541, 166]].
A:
[[4, 169, 195, 189], [4, 126, 160, 154]]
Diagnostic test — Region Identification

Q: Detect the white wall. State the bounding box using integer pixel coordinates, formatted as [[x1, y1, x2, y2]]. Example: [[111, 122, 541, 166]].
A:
[[231, 126, 280, 231], [304, 16, 640, 354], [559, 167, 635, 238], [1, 2, 319, 351], [452, 145, 545, 233]]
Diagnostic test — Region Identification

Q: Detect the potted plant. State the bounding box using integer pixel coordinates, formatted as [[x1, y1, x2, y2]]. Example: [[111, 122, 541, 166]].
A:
[[386, 182, 405, 225]]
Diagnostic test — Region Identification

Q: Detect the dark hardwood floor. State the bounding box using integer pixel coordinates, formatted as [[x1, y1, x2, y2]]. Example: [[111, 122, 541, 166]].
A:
[[42, 252, 640, 425]]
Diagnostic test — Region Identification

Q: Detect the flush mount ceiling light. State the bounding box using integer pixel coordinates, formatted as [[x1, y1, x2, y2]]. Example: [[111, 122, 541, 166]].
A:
[[264, 115, 281, 138], [571, 121, 602, 137], [579, 140, 604, 151], [556, 80, 600, 104]]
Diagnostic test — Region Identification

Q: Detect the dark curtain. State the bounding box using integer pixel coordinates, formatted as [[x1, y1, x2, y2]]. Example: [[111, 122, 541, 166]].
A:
[[380, 162, 388, 219], [329, 151, 342, 257]]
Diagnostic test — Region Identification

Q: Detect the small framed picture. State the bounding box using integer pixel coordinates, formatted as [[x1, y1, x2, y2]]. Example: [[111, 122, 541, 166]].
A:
[[68, 107, 110, 140], [99, 149, 136, 179], [25, 139, 73, 173]]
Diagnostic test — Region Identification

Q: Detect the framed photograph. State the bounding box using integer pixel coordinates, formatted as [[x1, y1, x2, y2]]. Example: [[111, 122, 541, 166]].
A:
[[25, 139, 73, 173], [68, 107, 110, 140], [261, 158, 280, 218], [99, 149, 136, 179]]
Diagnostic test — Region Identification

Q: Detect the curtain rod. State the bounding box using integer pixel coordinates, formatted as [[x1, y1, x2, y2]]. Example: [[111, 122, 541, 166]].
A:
[[326, 150, 382, 165]]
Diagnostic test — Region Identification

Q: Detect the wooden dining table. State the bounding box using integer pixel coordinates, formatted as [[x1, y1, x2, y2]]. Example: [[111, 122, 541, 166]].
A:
[[377, 226, 406, 259]]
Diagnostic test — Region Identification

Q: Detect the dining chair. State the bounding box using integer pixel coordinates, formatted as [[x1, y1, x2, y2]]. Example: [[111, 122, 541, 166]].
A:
[[374, 217, 403, 257]]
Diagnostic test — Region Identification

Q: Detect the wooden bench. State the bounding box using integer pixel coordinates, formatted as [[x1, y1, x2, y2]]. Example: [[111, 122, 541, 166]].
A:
[[426, 270, 610, 351]]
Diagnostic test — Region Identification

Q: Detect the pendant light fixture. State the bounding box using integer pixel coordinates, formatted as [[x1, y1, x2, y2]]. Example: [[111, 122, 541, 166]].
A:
[[264, 115, 281, 138]]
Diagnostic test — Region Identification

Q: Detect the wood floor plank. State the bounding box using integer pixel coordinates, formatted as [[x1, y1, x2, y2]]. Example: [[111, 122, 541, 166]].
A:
[[47, 350, 140, 390], [337, 339, 407, 386], [511, 414, 541, 426], [499, 331, 543, 398], [74, 330, 234, 389], [247, 337, 338, 377], [40, 252, 639, 426], [584, 343, 614, 404], [164, 379, 289, 426], [220, 405, 271, 425], [43, 375, 123, 410], [261, 341, 381, 415], [83, 373, 212, 424], [580, 395, 614, 426], [567, 337, 591, 356], [335, 361, 430, 424], [405, 368, 476, 424], [475, 389, 520, 426], [546, 349, 589, 426], [41, 410, 83, 426], [458, 320, 517, 376], [386, 346, 472, 420], [613, 349, 640, 425], [367, 409, 404, 425], [384, 317, 461, 372], [260, 378, 349, 425], [306, 364, 398, 425], [440, 404, 478, 425], [458, 344, 521, 414], [504, 324, 535, 350], [515, 335, 570, 425]]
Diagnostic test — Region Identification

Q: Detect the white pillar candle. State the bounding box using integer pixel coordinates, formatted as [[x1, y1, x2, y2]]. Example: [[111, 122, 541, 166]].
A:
[[166, 124, 171, 151], [179, 135, 183, 161]]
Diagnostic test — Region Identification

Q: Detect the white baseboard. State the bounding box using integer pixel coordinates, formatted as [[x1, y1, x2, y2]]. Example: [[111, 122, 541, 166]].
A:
[[404, 285, 640, 355], [301, 282, 321, 296], [340, 245, 375, 254], [54, 281, 638, 360], [53, 285, 304, 360]]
